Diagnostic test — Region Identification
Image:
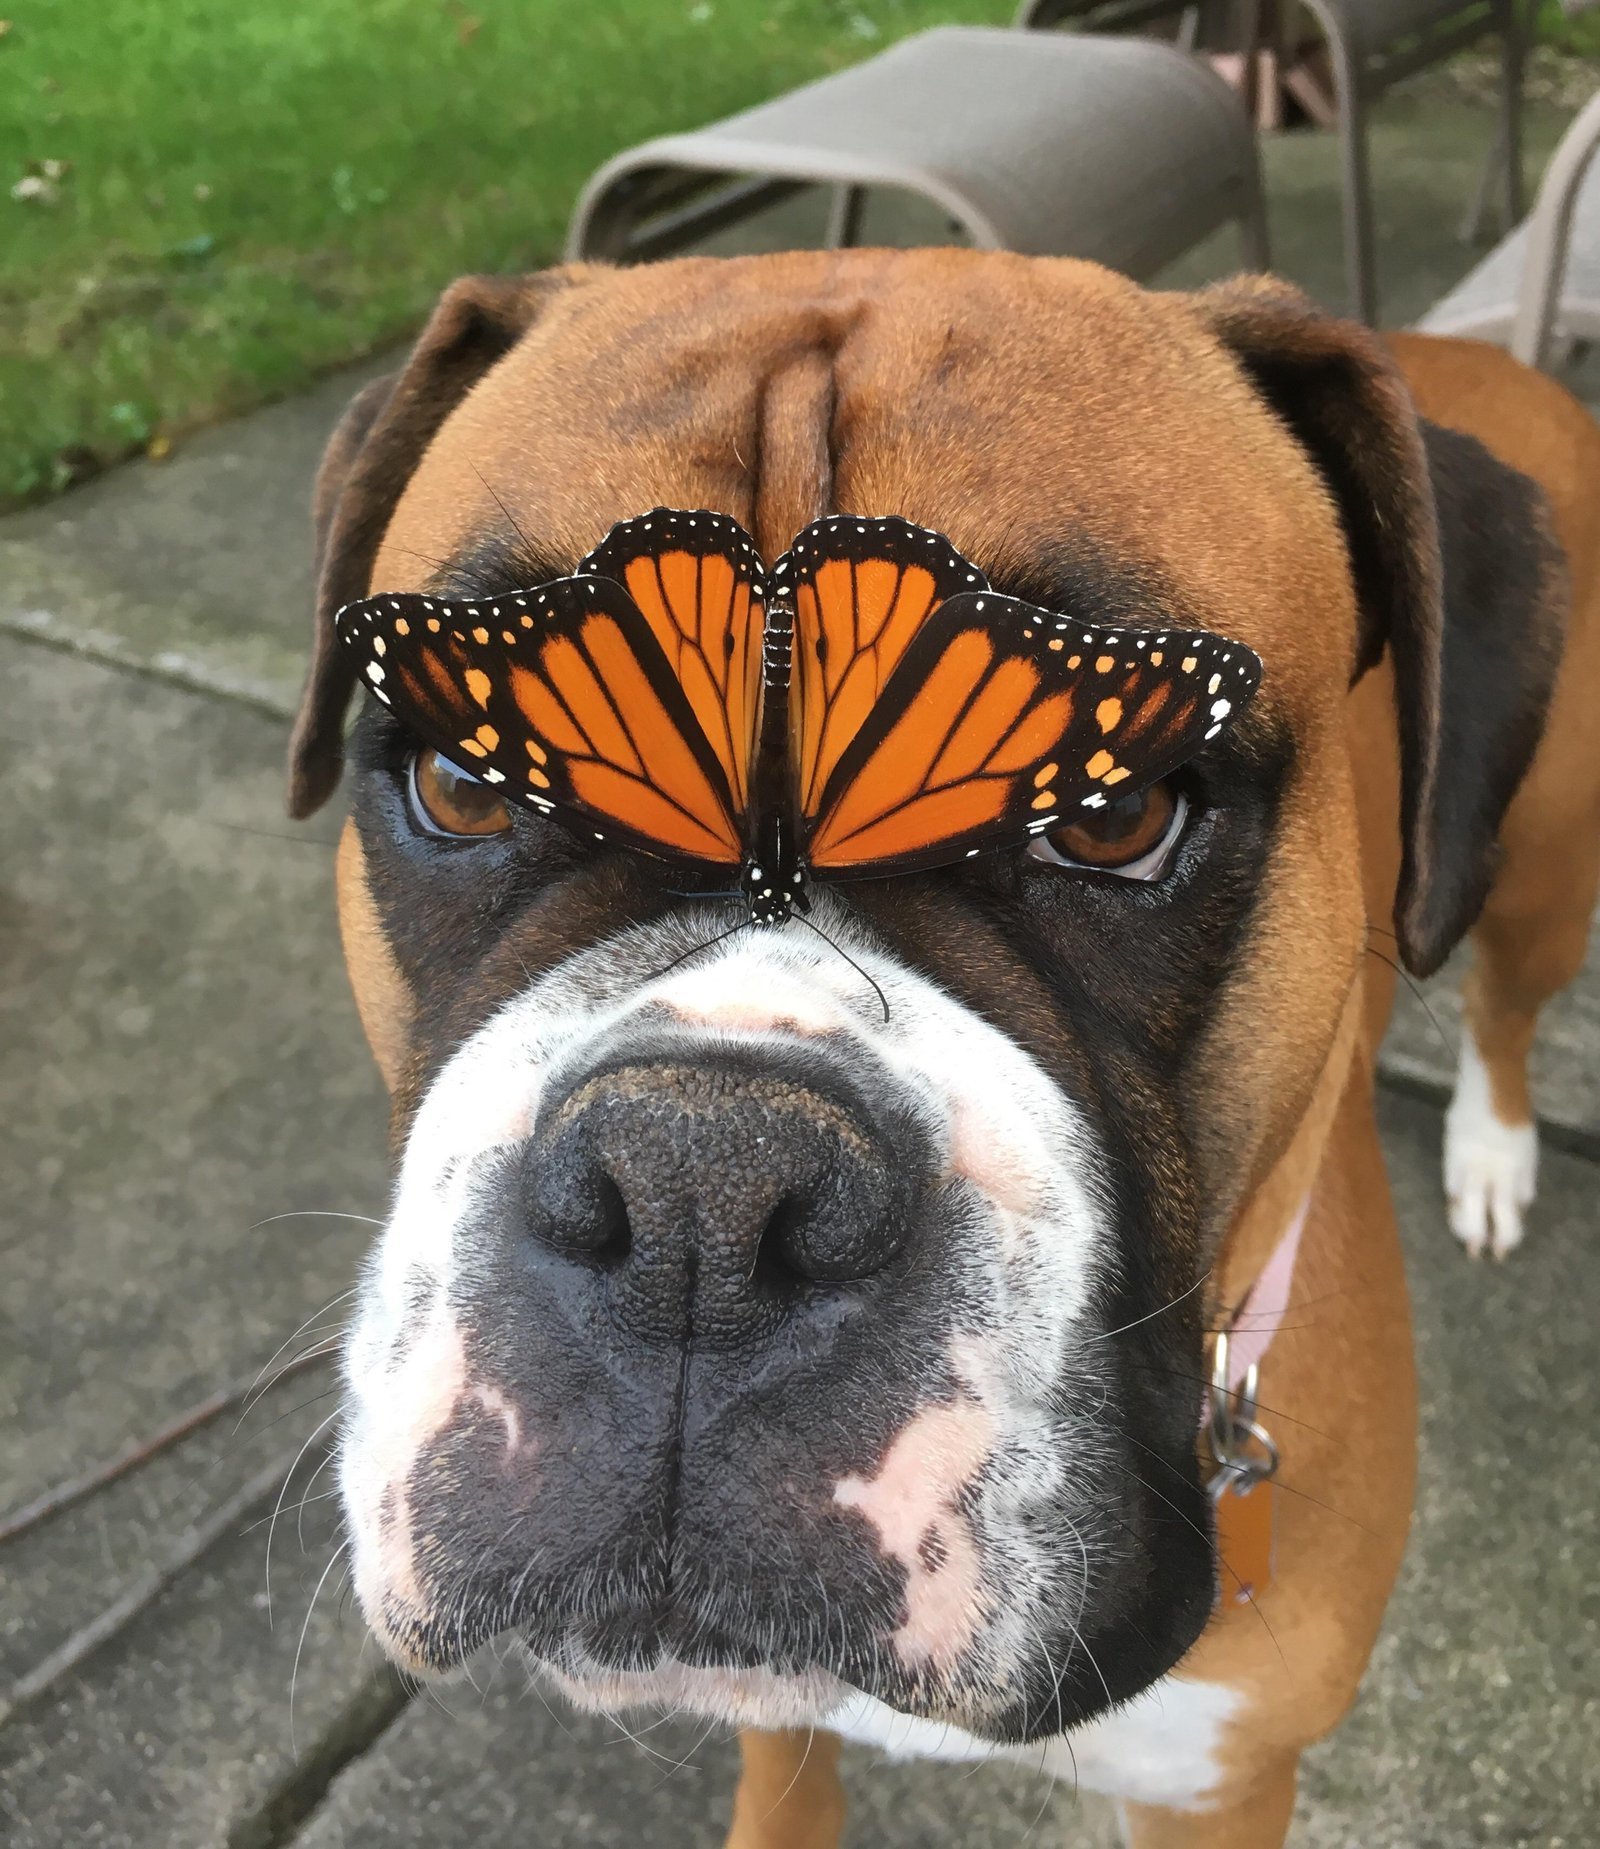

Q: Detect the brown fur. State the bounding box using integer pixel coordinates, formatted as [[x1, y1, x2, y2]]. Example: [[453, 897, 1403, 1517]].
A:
[[298, 254, 1598, 1848], [1386, 335, 1600, 1132]]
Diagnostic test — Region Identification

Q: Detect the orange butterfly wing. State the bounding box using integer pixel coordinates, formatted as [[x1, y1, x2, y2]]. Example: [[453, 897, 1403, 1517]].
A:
[[337, 576, 746, 871], [580, 509, 766, 816], [773, 516, 988, 820], [801, 591, 1262, 877], [339, 508, 1262, 896]]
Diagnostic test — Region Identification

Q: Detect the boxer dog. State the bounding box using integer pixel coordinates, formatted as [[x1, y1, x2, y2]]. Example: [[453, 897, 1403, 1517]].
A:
[[286, 252, 1600, 1847]]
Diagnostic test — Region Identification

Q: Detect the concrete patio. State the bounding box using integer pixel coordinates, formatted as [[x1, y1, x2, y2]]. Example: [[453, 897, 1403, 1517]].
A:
[[2, 75, 1597, 1849]]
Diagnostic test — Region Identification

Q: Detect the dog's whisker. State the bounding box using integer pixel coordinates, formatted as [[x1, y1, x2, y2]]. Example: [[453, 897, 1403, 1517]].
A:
[[1123, 1359, 1336, 1441], [236, 1385, 342, 1459], [290, 1537, 353, 1759], [295, 1445, 340, 1555], [390, 540, 457, 575], [471, 463, 540, 565], [192, 817, 340, 849], [238, 1280, 359, 1395], [251, 1213, 382, 1229], [1363, 941, 1453, 1056], [264, 1407, 344, 1629], [1112, 1444, 1291, 1662], [1092, 1271, 1207, 1342], [241, 1483, 339, 1538], [239, 1339, 348, 1428]]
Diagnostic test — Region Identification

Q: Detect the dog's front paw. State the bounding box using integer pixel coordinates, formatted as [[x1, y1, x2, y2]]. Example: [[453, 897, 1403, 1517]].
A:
[[1444, 1075, 1538, 1260]]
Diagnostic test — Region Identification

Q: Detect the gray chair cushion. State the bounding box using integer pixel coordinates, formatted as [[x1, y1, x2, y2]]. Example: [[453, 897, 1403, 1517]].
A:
[[567, 27, 1265, 277]]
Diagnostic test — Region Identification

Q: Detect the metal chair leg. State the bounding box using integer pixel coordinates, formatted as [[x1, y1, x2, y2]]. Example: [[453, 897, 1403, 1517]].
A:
[[568, 181, 640, 262], [1462, 120, 1504, 245], [1463, 0, 1527, 243], [1510, 87, 1600, 366], [1240, 165, 1272, 271], [1331, 38, 1378, 324], [1499, 0, 1525, 227], [824, 184, 867, 249]]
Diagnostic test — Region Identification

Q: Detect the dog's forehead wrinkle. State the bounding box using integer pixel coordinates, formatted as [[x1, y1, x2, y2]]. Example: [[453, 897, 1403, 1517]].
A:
[[754, 338, 841, 558]]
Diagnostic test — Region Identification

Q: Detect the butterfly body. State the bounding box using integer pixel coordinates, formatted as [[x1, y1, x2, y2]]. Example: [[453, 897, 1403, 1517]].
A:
[[737, 593, 814, 926], [338, 510, 1262, 919], [739, 817, 810, 926]]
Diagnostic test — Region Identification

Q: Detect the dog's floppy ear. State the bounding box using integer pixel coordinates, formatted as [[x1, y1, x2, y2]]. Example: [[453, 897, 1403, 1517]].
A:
[[287, 272, 569, 819], [1195, 277, 1566, 978]]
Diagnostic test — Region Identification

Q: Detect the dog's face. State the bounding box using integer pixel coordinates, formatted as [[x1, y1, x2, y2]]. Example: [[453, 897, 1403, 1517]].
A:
[[294, 252, 1554, 1742]]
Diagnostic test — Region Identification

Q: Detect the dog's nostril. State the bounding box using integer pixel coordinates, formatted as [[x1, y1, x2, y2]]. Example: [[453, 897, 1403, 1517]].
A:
[[754, 1191, 815, 1288], [522, 1145, 632, 1266], [757, 1165, 903, 1286]]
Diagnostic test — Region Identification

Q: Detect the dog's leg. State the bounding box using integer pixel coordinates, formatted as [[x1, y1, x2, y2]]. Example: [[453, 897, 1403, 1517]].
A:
[[1118, 1754, 1298, 1849], [725, 1728, 846, 1849], [1446, 827, 1600, 1258]]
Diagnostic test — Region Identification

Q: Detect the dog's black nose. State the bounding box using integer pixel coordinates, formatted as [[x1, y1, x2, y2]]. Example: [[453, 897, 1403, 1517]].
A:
[[522, 1060, 917, 1347]]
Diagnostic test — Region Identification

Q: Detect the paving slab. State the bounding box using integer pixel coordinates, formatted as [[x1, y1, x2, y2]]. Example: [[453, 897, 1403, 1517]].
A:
[[1293, 1091, 1600, 1848], [1, 1354, 340, 1689], [282, 1091, 1598, 1848], [0, 635, 389, 1509], [0, 639, 402, 1847], [0, 357, 390, 718], [0, 1440, 407, 1849]]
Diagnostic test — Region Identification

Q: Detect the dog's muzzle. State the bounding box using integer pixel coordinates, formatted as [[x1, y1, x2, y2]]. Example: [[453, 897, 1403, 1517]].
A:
[[337, 924, 1186, 1740]]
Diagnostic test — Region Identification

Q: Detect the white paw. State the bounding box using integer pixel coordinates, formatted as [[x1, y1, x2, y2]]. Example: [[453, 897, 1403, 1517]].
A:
[[1444, 1034, 1538, 1260]]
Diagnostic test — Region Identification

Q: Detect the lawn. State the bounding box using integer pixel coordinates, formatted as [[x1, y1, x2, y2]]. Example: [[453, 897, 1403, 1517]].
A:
[[0, 0, 1009, 508], [1, 2, 1593, 513], [1541, 0, 1600, 57]]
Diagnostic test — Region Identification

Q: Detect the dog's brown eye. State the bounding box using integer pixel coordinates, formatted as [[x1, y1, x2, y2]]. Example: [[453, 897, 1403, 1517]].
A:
[[409, 749, 512, 838], [1028, 783, 1185, 879]]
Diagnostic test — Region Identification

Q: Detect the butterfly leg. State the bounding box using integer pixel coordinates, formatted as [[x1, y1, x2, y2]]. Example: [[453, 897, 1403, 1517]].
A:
[[725, 1728, 846, 1849]]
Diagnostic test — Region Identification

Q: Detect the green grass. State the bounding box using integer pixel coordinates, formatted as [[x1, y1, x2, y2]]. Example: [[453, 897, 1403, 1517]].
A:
[[0, 0, 1008, 506], [1537, 0, 1600, 57]]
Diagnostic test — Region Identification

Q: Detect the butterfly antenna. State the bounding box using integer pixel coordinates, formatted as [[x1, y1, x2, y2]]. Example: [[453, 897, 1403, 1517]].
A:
[[645, 916, 752, 986], [794, 915, 890, 1025]]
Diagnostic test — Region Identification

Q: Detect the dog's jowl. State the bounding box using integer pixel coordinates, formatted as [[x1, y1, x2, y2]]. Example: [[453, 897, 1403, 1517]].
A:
[[290, 252, 1600, 1847]]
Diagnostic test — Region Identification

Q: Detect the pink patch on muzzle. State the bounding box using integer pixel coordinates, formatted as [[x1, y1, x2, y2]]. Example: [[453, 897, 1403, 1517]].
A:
[[347, 1309, 533, 1665], [833, 1393, 996, 1676]]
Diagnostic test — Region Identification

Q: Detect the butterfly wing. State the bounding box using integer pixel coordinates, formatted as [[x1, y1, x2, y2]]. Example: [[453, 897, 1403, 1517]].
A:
[[773, 515, 989, 820], [337, 577, 746, 874], [580, 508, 767, 816], [803, 592, 1262, 878]]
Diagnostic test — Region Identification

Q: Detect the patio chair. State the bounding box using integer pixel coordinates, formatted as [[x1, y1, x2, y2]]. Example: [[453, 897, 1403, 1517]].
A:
[[1018, 0, 1526, 326], [1418, 87, 1600, 368], [565, 26, 1269, 281]]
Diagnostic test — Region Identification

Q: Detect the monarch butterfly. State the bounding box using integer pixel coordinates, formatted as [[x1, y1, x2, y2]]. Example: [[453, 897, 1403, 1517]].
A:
[[337, 509, 1261, 924]]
